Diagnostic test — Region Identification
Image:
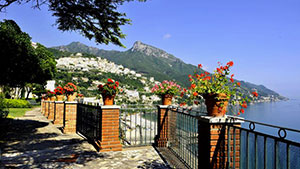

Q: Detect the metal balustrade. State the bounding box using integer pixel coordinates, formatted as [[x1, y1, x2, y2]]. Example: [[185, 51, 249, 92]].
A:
[[76, 103, 102, 140], [119, 106, 158, 147], [227, 117, 300, 169]]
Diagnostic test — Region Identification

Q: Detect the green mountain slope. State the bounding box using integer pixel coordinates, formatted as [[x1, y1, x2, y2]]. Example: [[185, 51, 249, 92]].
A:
[[51, 41, 286, 100]]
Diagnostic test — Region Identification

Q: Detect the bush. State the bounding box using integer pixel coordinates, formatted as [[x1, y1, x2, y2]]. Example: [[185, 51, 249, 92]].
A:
[[4, 99, 32, 108]]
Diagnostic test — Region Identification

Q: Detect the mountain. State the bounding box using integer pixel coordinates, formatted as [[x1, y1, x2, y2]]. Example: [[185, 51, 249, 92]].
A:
[[51, 41, 286, 100]]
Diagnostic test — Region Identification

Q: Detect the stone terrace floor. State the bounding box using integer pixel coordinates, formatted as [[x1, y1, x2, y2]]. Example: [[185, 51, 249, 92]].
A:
[[0, 108, 171, 169]]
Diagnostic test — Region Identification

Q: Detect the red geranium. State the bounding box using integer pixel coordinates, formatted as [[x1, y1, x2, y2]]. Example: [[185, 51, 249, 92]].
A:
[[63, 82, 77, 95], [54, 86, 64, 95], [98, 78, 120, 96]]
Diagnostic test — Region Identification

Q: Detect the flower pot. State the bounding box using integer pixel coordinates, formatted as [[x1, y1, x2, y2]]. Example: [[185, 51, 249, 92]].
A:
[[203, 93, 229, 117], [162, 94, 173, 105], [67, 95, 75, 102], [50, 96, 56, 101], [56, 95, 64, 101], [102, 94, 115, 105]]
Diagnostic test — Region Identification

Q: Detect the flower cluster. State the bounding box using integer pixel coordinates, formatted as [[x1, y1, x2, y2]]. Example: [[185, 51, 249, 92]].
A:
[[77, 93, 84, 97], [63, 82, 77, 95], [98, 78, 120, 96], [151, 80, 182, 96], [54, 86, 64, 95], [186, 61, 258, 115], [47, 90, 56, 97]]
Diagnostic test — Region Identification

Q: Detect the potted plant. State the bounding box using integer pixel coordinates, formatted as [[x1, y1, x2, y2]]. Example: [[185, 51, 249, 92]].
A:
[[63, 82, 78, 101], [97, 78, 120, 105], [54, 86, 65, 101], [47, 90, 56, 101], [151, 80, 182, 105], [187, 62, 258, 117], [77, 93, 84, 103]]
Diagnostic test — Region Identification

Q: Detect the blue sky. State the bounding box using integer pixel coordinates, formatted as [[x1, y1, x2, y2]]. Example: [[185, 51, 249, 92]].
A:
[[1, 0, 300, 99]]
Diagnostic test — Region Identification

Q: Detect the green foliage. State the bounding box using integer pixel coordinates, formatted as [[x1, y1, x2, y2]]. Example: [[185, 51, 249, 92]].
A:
[[0, 20, 56, 87], [0, 0, 147, 47], [4, 99, 32, 108]]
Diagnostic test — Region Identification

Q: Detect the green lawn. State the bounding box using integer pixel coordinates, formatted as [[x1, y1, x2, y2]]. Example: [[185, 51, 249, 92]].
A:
[[7, 108, 32, 118]]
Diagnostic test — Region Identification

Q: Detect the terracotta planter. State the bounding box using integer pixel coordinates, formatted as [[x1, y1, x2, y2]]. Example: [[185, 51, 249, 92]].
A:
[[56, 95, 64, 101], [203, 93, 229, 117], [102, 94, 115, 105], [67, 95, 75, 101], [50, 96, 56, 101], [162, 94, 173, 105]]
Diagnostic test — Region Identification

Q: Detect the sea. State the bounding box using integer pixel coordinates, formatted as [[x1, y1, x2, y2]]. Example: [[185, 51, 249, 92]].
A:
[[236, 99, 300, 168], [239, 99, 300, 141]]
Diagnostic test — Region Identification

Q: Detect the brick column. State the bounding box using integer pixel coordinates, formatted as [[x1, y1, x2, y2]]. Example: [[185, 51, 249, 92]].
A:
[[44, 101, 49, 117], [47, 101, 55, 120], [198, 116, 242, 169], [97, 106, 122, 152], [156, 105, 169, 147], [41, 100, 45, 115], [53, 101, 64, 125], [62, 101, 78, 134]]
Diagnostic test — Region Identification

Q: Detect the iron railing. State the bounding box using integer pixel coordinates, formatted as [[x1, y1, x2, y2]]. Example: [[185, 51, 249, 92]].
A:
[[119, 106, 158, 147], [227, 117, 300, 169], [168, 107, 206, 169], [77, 103, 102, 140], [167, 106, 300, 169]]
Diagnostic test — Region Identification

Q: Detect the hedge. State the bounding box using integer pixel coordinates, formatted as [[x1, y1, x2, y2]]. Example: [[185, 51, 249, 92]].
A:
[[4, 99, 32, 108]]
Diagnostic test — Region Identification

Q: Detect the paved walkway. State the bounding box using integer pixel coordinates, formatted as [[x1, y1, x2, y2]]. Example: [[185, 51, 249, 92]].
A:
[[0, 108, 170, 169]]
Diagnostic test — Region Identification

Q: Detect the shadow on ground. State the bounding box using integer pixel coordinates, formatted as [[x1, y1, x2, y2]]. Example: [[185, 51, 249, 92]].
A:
[[0, 118, 107, 168]]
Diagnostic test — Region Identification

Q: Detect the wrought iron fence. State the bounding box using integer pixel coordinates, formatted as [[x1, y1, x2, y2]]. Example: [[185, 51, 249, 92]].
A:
[[77, 103, 101, 140], [227, 117, 300, 169], [167, 106, 300, 169], [168, 107, 206, 169], [119, 106, 158, 147]]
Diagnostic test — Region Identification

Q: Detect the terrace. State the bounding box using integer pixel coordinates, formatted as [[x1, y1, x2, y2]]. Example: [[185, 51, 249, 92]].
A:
[[1, 100, 300, 169]]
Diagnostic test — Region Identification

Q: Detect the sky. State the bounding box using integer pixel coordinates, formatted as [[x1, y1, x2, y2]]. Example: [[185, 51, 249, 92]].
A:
[[1, 0, 300, 99]]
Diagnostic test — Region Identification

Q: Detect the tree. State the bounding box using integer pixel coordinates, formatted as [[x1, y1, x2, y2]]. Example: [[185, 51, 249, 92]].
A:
[[0, 0, 146, 47], [0, 19, 56, 88]]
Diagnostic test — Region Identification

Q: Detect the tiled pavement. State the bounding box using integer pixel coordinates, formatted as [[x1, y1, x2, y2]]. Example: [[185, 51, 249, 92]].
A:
[[0, 108, 171, 169]]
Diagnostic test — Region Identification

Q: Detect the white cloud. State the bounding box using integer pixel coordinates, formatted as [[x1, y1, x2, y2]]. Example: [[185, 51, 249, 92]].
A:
[[163, 33, 172, 39]]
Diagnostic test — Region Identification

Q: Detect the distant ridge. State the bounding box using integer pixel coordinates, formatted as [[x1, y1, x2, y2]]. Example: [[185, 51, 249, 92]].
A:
[[50, 41, 287, 100]]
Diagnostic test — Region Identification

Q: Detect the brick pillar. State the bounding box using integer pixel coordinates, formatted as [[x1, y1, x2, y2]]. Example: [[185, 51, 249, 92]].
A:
[[97, 106, 122, 152], [47, 101, 55, 120], [198, 116, 242, 169], [44, 101, 49, 117], [156, 105, 169, 147], [53, 101, 64, 125], [62, 101, 77, 134], [41, 100, 44, 115]]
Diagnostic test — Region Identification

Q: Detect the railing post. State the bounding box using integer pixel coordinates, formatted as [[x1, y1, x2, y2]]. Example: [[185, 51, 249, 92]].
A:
[[97, 105, 122, 152], [53, 101, 64, 125], [62, 101, 78, 133], [156, 105, 169, 147], [198, 116, 242, 169], [47, 101, 55, 120]]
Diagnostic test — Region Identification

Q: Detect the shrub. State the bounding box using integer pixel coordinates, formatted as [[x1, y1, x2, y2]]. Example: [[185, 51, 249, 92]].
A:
[[4, 99, 32, 108]]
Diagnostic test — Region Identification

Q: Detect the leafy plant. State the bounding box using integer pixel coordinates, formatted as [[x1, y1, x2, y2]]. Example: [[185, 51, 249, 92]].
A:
[[97, 78, 120, 96], [151, 80, 182, 96], [47, 90, 56, 97], [4, 99, 31, 108], [54, 86, 64, 95], [63, 82, 77, 95], [186, 62, 258, 115]]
